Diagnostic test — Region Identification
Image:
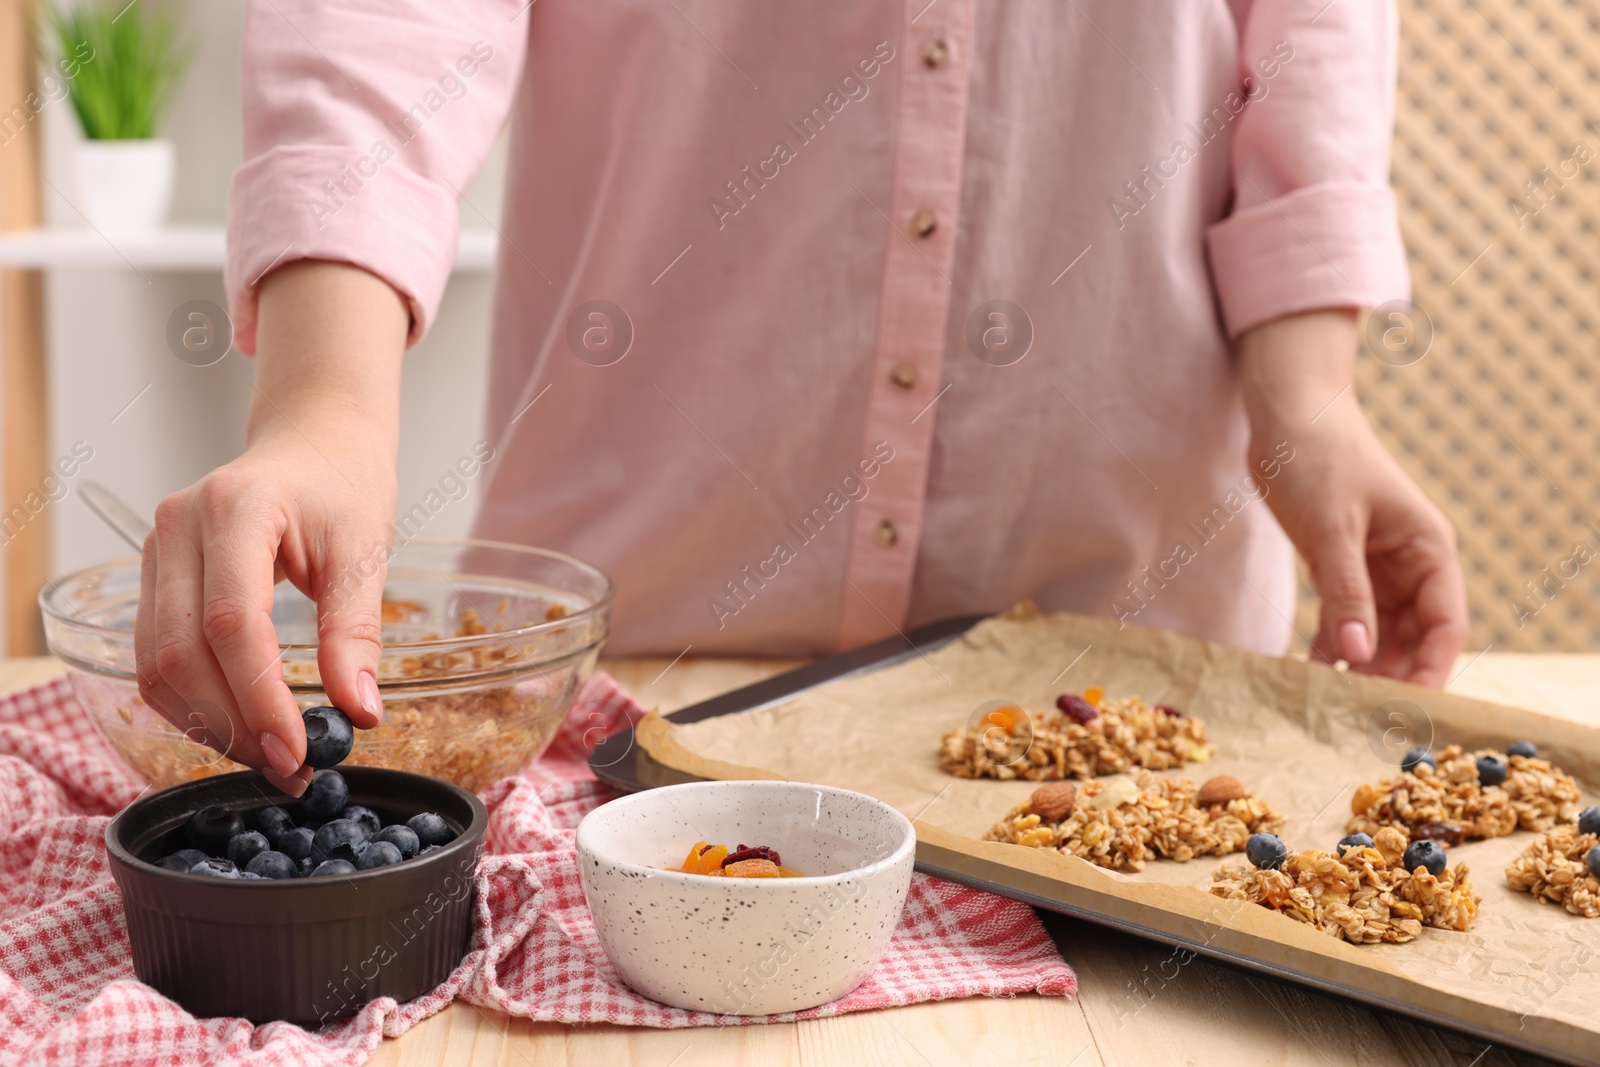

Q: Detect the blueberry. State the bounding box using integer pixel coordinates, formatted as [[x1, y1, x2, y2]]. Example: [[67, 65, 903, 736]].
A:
[[294, 857, 316, 878], [310, 859, 358, 877], [1578, 806, 1600, 837], [417, 844, 439, 857], [312, 818, 368, 864], [1337, 832, 1375, 854], [252, 805, 295, 843], [1402, 839, 1447, 877], [1246, 832, 1288, 871], [226, 830, 270, 868], [1476, 755, 1507, 787], [155, 854, 194, 871], [407, 812, 455, 849], [239, 871, 267, 880], [1588, 846, 1600, 879], [1506, 741, 1538, 760], [301, 770, 349, 822], [373, 825, 420, 859], [189, 857, 240, 879], [276, 826, 316, 863], [184, 805, 245, 855], [166, 847, 208, 869], [1400, 748, 1436, 775], [302, 705, 355, 769], [243, 850, 297, 879], [341, 805, 382, 837], [355, 841, 404, 870]]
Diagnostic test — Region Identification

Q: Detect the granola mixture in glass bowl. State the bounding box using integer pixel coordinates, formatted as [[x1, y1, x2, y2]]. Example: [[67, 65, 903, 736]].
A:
[[41, 538, 613, 792]]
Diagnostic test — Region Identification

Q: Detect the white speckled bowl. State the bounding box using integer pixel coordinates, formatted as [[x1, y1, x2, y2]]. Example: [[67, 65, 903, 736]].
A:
[[575, 780, 915, 1015]]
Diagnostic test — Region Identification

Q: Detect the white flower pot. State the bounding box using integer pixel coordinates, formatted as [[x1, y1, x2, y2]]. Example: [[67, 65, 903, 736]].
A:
[[74, 139, 175, 232]]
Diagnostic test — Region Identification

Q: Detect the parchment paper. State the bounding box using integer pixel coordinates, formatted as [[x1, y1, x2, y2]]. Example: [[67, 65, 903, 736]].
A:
[[637, 605, 1600, 1061]]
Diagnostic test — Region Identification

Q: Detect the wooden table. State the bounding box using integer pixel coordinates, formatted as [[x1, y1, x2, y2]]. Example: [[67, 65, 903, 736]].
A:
[[8, 652, 1588, 1067]]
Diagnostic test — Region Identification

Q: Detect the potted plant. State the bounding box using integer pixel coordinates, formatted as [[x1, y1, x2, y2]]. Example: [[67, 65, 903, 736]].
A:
[[47, 0, 189, 232]]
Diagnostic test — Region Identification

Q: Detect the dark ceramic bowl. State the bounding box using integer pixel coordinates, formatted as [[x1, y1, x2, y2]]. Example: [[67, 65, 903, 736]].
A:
[[105, 767, 487, 1025]]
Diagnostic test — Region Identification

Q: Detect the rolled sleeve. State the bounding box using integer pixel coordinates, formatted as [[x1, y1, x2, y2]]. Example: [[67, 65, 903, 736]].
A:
[[1207, 179, 1409, 336], [227, 145, 460, 351], [1207, 1, 1410, 336], [225, 0, 527, 353]]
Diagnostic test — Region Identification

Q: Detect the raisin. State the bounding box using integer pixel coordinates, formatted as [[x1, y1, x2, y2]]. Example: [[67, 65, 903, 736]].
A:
[[1055, 694, 1099, 724], [722, 844, 782, 868], [1411, 822, 1463, 847]]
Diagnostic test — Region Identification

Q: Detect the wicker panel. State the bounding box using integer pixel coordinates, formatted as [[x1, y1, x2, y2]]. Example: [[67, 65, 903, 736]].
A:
[[1294, 0, 1600, 654]]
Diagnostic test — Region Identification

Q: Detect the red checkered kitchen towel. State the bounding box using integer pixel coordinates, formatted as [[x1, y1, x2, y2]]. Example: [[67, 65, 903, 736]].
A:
[[0, 672, 1076, 1066]]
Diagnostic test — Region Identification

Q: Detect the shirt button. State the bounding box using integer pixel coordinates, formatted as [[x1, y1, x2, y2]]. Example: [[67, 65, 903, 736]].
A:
[[876, 520, 899, 547], [891, 364, 917, 389], [911, 210, 937, 237], [923, 40, 949, 68]]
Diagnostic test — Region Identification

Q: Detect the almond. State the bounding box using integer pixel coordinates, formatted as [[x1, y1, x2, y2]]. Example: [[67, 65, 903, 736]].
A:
[[1028, 782, 1078, 823], [1087, 775, 1141, 811], [1196, 774, 1246, 807]]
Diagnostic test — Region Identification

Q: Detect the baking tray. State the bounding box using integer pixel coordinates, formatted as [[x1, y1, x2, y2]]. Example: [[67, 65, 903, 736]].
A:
[[589, 617, 1586, 1066], [590, 615, 984, 793]]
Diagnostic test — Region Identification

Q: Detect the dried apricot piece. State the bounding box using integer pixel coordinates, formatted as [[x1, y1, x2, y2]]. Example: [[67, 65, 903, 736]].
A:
[[1083, 685, 1105, 707], [776, 866, 805, 878], [678, 840, 711, 871], [981, 706, 1020, 732], [688, 844, 729, 874]]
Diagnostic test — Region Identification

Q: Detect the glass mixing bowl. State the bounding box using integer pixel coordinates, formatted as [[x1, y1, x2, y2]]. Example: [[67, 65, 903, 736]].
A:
[[41, 538, 613, 791]]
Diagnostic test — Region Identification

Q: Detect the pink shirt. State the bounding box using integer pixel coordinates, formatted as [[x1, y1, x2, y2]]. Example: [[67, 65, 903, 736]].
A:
[[227, 1, 1408, 657]]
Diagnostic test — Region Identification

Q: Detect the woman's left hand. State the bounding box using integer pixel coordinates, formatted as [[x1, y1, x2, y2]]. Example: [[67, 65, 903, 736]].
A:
[[1237, 310, 1470, 688]]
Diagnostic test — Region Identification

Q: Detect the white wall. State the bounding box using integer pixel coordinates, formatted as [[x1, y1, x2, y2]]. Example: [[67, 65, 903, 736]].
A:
[[39, 0, 507, 580]]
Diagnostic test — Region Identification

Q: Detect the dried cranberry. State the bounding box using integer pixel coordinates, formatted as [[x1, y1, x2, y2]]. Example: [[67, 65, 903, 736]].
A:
[[722, 844, 781, 868], [1055, 694, 1099, 724], [1156, 704, 1183, 718], [1411, 822, 1463, 847]]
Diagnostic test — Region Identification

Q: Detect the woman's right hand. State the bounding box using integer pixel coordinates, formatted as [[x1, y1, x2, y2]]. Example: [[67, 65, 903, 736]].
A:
[[135, 261, 410, 796]]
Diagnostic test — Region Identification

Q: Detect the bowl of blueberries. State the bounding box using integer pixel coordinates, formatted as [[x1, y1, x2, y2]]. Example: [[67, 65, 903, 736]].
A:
[[104, 705, 488, 1025]]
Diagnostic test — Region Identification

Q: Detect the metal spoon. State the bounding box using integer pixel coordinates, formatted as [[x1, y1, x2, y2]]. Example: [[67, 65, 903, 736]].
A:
[[79, 481, 152, 552]]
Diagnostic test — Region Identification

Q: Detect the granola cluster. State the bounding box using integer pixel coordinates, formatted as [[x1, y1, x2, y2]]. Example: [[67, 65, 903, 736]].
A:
[[1505, 826, 1600, 918], [983, 772, 1284, 871], [1346, 745, 1581, 843], [1210, 827, 1480, 943], [941, 693, 1212, 781]]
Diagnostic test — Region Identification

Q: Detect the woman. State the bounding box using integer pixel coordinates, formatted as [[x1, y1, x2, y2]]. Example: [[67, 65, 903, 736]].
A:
[[135, 1, 1466, 796]]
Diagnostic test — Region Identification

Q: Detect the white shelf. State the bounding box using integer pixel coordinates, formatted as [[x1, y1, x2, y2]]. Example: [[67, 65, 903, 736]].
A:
[[0, 226, 499, 272]]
